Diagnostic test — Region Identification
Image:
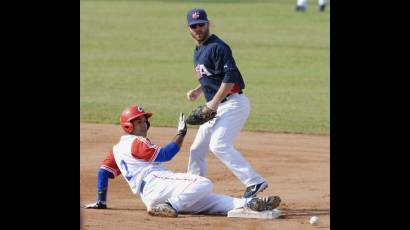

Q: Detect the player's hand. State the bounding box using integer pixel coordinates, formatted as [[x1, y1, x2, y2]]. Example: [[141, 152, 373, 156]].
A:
[[186, 89, 201, 101], [177, 112, 187, 136], [84, 201, 107, 209]]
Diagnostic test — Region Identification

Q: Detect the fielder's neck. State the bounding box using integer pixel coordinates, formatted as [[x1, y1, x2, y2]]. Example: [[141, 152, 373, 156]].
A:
[[197, 34, 211, 46]]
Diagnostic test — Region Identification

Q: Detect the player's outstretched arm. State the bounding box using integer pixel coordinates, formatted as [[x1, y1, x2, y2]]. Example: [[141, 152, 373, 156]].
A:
[[153, 113, 187, 162]]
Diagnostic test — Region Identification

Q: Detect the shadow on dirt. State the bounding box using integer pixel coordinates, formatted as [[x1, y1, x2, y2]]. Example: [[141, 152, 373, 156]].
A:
[[281, 208, 330, 219]]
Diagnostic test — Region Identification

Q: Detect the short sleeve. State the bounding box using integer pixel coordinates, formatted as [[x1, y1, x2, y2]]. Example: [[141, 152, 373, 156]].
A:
[[213, 45, 239, 74], [131, 137, 161, 162], [213, 45, 244, 85], [100, 149, 121, 178]]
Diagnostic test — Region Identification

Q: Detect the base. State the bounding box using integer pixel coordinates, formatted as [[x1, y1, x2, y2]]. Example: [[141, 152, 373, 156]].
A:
[[227, 208, 282, 219]]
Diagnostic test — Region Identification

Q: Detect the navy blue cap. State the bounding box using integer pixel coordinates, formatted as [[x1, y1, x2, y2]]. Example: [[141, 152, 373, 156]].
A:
[[187, 8, 208, 26]]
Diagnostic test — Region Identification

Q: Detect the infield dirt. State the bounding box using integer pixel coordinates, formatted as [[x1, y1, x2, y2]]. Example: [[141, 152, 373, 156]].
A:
[[80, 123, 329, 229]]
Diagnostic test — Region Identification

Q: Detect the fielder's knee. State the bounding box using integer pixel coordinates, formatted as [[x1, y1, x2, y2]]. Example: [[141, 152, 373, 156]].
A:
[[209, 142, 232, 155], [189, 146, 208, 160]]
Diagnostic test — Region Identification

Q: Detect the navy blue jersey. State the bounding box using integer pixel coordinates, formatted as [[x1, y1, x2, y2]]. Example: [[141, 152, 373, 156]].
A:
[[193, 34, 245, 102]]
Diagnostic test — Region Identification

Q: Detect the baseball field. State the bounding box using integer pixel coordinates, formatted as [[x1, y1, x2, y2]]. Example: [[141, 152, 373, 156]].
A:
[[80, 0, 330, 229]]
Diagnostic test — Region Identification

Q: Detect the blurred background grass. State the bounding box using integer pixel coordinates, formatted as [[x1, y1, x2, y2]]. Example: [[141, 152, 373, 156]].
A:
[[80, 0, 329, 134]]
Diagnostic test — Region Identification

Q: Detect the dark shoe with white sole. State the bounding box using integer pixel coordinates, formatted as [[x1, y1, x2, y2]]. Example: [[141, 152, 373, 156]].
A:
[[243, 181, 268, 198]]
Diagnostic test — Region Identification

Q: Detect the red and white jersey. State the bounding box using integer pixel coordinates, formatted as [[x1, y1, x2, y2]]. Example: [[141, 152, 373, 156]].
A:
[[100, 134, 168, 196]]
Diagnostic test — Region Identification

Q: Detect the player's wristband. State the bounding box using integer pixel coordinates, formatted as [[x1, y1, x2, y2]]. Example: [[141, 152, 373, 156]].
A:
[[177, 130, 187, 137]]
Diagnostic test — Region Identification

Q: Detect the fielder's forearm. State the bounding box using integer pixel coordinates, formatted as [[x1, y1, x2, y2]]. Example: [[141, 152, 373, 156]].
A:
[[207, 82, 234, 109]]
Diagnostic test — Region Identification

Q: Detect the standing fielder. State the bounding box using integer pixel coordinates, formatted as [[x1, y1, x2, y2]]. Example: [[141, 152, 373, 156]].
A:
[[84, 105, 281, 217], [185, 8, 270, 198]]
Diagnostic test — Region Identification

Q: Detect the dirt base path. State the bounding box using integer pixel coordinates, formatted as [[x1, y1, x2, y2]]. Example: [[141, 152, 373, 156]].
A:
[[80, 123, 330, 229]]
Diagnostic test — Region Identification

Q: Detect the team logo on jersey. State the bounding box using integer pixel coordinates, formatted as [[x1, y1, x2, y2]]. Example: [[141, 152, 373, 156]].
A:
[[192, 12, 200, 19], [195, 64, 211, 78], [137, 106, 144, 112]]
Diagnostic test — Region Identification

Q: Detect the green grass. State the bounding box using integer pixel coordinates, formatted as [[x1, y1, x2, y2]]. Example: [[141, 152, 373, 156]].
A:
[[80, 0, 329, 134]]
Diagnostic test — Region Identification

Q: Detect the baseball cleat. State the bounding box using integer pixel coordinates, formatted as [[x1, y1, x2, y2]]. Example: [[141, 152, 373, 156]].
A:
[[243, 181, 268, 198], [148, 203, 178, 217], [84, 201, 107, 209], [246, 195, 281, 212]]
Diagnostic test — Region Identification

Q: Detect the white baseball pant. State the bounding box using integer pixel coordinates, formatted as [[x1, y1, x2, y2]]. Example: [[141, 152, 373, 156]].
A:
[[187, 93, 265, 187], [140, 170, 248, 214]]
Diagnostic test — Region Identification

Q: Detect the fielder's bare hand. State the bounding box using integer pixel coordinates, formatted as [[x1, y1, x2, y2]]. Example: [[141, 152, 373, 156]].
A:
[[186, 87, 202, 101]]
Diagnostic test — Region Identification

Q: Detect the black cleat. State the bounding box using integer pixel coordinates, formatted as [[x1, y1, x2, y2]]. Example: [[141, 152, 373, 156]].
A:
[[243, 181, 268, 198]]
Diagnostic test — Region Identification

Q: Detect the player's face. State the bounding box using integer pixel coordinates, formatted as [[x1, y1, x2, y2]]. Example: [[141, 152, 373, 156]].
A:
[[132, 116, 148, 136], [189, 22, 209, 43]]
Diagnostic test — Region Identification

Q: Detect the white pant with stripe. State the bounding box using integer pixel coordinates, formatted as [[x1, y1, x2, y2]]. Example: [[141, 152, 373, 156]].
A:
[[140, 170, 248, 214]]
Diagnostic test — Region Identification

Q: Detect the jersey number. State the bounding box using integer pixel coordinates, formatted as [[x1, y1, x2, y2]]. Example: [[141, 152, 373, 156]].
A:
[[120, 160, 132, 181]]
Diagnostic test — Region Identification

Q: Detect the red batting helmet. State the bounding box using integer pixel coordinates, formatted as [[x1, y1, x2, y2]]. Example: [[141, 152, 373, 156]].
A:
[[120, 105, 153, 134]]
